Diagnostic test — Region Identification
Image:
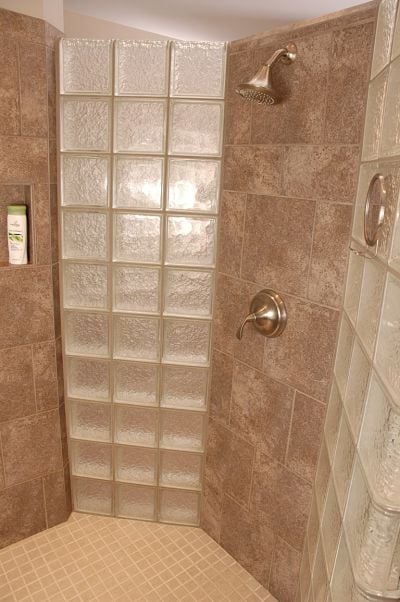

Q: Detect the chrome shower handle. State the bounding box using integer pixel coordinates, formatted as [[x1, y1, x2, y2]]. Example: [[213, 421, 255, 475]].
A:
[[236, 289, 287, 341], [236, 312, 257, 340]]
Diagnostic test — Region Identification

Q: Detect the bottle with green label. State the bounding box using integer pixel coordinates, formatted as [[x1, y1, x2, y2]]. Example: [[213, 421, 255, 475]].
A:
[[7, 205, 27, 265]]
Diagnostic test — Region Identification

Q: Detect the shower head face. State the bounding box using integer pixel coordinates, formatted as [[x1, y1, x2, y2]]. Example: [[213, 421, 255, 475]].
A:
[[236, 83, 278, 105]]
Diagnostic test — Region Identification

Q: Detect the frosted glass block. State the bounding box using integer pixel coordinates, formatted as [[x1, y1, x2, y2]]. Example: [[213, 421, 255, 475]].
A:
[[163, 319, 210, 365], [376, 274, 400, 401], [324, 382, 342, 463], [170, 41, 226, 98], [116, 483, 156, 521], [334, 315, 354, 398], [113, 265, 160, 313], [64, 311, 109, 357], [356, 260, 385, 356], [344, 339, 370, 439], [343, 250, 364, 325], [67, 357, 110, 401], [160, 410, 205, 451], [115, 40, 169, 96], [114, 99, 166, 153], [331, 535, 363, 602], [61, 155, 109, 207], [71, 440, 111, 480], [332, 414, 355, 513], [361, 71, 388, 161], [73, 477, 112, 515], [353, 163, 379, 244], [381, 58, 400, 157], [62, 211, 108, 260], [113, 213, 161, 264], [164, 269, 213, 317], [113, 361, 159, 406], [311, 539, 328, 602], [113, 316, 160, 362], [392, 3, 400, 59], [389, 166, 400, 270], [169, 101, 223, 156], [371, 0, 398, 78], [160, 451, 202, 490], [321, 479, 341, 578], [166, 216, 216, 267], [114, 156, 163, 209], [63, 263, 108, 310], [167, 159, 220, 213], [115, 446, 157, 485], [61, 98, 111, 152], [159, 489, 200, 525], [114, 405, 158, 447], [69, 400, 111, 442], [60, 39, 112, 94], [161, 365, 208, 410]]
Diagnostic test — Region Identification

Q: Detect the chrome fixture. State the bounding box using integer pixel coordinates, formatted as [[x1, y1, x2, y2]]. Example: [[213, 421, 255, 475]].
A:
[[236, 289, 287, 340], [236, 42, 297, 105], [350, 173, 387, 259]]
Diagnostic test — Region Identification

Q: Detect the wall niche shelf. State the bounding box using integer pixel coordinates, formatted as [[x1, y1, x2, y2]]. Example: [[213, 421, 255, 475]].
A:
[[0, 183, 34, 268]]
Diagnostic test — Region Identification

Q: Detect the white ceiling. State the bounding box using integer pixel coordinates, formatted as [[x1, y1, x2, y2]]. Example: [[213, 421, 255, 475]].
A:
[[64, 0, 369, 41]]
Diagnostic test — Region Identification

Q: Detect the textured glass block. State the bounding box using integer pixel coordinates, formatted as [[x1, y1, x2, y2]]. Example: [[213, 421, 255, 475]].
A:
[[67, 357, 110, 401], [371, 0, 398, 78], [73, 477, 112, 515], [113, 265, 160, 313], [63, 263, 108, 310], [166, 216, 216, 267], [114, 156, 163, 209], [60, 39, 112, 94], [356, 260, 385, 356], [114, 405, 158, 447], [61, 97, 111, 152], [115, 446, 157, 485], [344, 339, 370, 440], [167, 159, 220, 213], [115, 40, 169, 96], [65, 311, 109, 357], [164, 269, 213, 317], [160, 451, 202, 490], [353, 162, 379, 244], [69, 400, 111, 442], [61, 155, 109, 207], [361, 70, 388, 161], [169, 101, 223, 156], [113, 361, 159, 406], [163, 319, 210, 365], [376, 274, 400, 400], [71, 440, 112, 480], [331, 535, 363, 602], [321, 479, 341, 578], [392, 3, 400, 59], [161, 365, 208, 411], [381, 58, 400, 157], [113, 213, 161, 264], [170, 42, 226, 98], [332, 414, 355, 513], [113, 316, 160, 362], [116, 483, 156, 521], [114, 99, 166, 153], [311, 539, 328, 602], [374, 161, 400, 263], [343, 250, 364, 325], [334, 314, 354, 398], [324, 382, 342, 463], [62, 211, 108, 260], [159, 489, 200, 525], [160, 410, 205, 451]]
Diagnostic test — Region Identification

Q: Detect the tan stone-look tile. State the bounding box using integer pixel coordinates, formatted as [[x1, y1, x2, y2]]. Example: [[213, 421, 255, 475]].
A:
[[43, 469, 71, 528], [44, 21, 62, 51], [209, 350, 233, 425], [0, 478, 46, 549], [224, 145, 284, 195], [0, 8, 45, 44], [59, 403, 69, 466], [46, 48, 57, 140], [241, 195, 315, 297], [0, 346, 35, 423], [0, 135, 48, 183], [217, 191, 246, 277], [32, 341, 59, 411], [52, 263, 61, 339], [56, 337, 64, 406], [269, 537, 301, 602], [63, 464, 72, 513], [0, 452, 4, 490], [224, 50, 253, 145], [19, 41, 48, 137], [200, 478, 222, 542], [49, 138, 57, 185], [33, 183, 52, 265], [0, 37, 20, 136], [50, 183, 59, 264], [314, 440, 330, 517]]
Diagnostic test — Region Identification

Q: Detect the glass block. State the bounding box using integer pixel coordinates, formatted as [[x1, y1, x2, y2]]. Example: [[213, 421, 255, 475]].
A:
[[390, 167, 400, 270], [169, 101, 223, 156], [67, 357, 110, 402], [324, 382, 342, 463], [375, 161, 400, 263], [332, 413, 355, 514], [321, 479, 341, 578], [164, 269, 213, 317], [356, 260, 385, 356], [114, 156, 163, 209], [113, 316, 160, 362], [114, 405, 158, 447], [343, 249, 364, 325], [376, 274, 400, 401], [71, 440, 112, 480], [160, 450, 202, 490], [63, 263, 108, 310], [64, 311, 109, 357], [115, 40, 169, 96], [116, 483, 156, 521], [334, 314, 354, 398], [170, 41, 226, 98], [60, 39, 112, 94], [392, 2, 400, 59], [163, 319, 210, 365], [61, 155, 109, 207], [160, 410, 205, 451], [161, 365, 208, 410], [311, 538, 328, 602], [331, 534, 363, 602], [344, 339, 370, 440], [381, 58, 400, 157], [62, 211, 108, 260], [361, 70, 388, 161], [371, 0, 398, 78], [113, 265, 160, 313], [115, 446, 157, 485], [113, 361, 159, 406], [60, 97, 111, 152], [353, 162, 379, 244], [69, 400, 111, 442], [166, 216, 216, 267], [159, 489, 200, 525], [167, 159, 220, 213], [73, 477, 112, 515], [113, 213, 161, 264], [114, 99, 166, 153]]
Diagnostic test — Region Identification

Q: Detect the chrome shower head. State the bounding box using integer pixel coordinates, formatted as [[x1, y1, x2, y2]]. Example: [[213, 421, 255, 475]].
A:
[[236, 42, 297, 105]]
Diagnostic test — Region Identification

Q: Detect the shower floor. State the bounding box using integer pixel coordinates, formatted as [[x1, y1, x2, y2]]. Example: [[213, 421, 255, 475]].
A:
[[0, 513, 275, 601]]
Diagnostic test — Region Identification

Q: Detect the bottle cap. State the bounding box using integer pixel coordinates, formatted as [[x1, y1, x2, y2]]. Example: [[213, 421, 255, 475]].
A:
[[7, 205, 27, 215]]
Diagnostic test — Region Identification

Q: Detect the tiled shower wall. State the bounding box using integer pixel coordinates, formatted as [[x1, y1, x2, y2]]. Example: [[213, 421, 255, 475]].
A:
[[302, 0, 400, 599], [201, 3, 378, 601]]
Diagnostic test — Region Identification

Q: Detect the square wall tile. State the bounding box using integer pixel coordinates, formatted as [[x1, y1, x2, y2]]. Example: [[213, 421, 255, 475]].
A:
[[376, 274, 400, 401], [66, 357, 110, 402], [164, 269, 213, 317], [162, 318, 210, 365], [114, 99, 166, 153], [113, 213, 162, 264], [69, 400, 111, 442], [115, 40, 169, 96], [166, 216, 217, 267], [113, 265, 160, 313], [381, 57, 400, 157], [161, 365, 208, 410], [62, 211, 108, 260], [113, 315, 160, 362], [63, 263, 109, 310], [362, 70, 388, 161], [159, 488, 200, 525], [114, 405, 158, 447], [73, 477, 112, 515], [334, 314, 354, 398], [371, 0, 398, 78], [170, 41, 226, 98], [113, 361, 159, 406], [70, 440, 112, 480], [64, 311, 110, 357], [160, 410, 205, 451], [116, 483, 156, 520], [167, 158, 220, 213], [60, 97, 111, 152], [169, 100, 223, 156], [160, 450, 202, 490], [115, 446, 157, 485], [61, 155, 109, 207], [60, 39, 112, 94], [113, 156, 163, 209]]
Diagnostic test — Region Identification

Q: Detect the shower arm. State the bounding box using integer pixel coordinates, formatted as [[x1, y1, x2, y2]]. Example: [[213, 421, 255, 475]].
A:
[[264, 47, 292, 67]]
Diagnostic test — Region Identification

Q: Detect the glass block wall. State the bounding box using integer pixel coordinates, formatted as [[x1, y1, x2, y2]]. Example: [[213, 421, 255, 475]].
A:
[[58, 39, 226, 525], [301, 1, 400, 600]]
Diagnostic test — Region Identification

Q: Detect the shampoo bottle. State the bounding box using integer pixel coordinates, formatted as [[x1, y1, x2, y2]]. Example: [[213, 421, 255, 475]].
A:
[[7, 205, 28, 265]]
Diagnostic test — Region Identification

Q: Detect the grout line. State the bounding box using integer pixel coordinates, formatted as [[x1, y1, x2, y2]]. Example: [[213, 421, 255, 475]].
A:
[[42, 477, 49, 530], [283, 389, 296, 466], [305, 199, 318, 301]]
